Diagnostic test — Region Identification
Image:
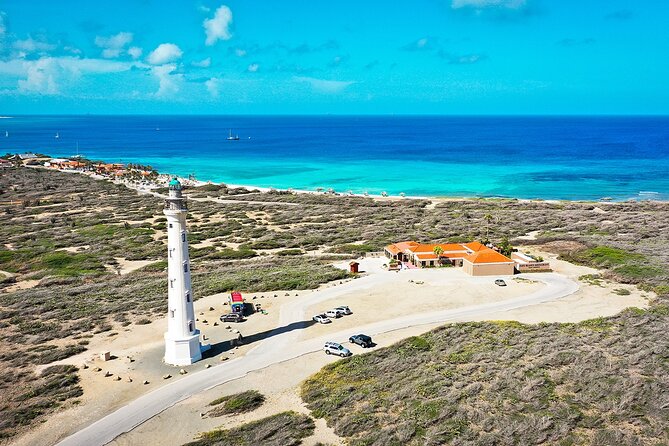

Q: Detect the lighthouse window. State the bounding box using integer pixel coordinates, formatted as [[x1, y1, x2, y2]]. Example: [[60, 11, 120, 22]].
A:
[[170, 279, 175, 288], [170, 309, 175, 318], [186, 291, 191, 302], [183, 263, 188, 273], [188, 321, 194, 332], [168, 223, 173, 228], [181, 232, 186, 242]]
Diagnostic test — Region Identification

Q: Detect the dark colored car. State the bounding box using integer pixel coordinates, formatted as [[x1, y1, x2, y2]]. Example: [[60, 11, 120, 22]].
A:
[[494, 279, 507, 287], [220, 313, 245, 323], [349, 334, 373, 348]]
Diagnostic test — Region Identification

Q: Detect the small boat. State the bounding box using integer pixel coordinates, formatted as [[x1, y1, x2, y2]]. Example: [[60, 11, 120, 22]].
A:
[[55, 132, 60, 139], [4, 131, 8, 137], [72, 142, 83, 159], [227, 129, 239, 141]]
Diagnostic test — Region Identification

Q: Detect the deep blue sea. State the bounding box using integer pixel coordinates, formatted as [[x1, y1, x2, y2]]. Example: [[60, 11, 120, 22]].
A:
[[1, 115, 668, 201]]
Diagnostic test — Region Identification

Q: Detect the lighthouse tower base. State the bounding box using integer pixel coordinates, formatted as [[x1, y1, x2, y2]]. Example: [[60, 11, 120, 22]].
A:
[[164, 331, 203, 366]]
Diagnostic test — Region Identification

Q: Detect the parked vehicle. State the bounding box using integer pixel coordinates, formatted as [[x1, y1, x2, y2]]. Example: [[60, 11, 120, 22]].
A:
[[220, 313, 244, 323], [313, 314, 332, 324], [334, 305, 352, 315], [494, 279, 507, 287], [349, 334, 373, 348], [325, 309, 343, 318], [229, 291, 245, 314], [324, 341, 352, 357]]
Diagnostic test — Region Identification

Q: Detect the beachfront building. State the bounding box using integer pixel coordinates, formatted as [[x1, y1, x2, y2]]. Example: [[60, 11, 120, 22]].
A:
[[163, 178, 207, 366], [384, 240, 515, 276]]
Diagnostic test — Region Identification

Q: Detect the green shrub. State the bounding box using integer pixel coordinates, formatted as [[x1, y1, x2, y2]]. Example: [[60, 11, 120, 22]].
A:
[[185, 411, 314, 446], [208, 390, 265, 416]]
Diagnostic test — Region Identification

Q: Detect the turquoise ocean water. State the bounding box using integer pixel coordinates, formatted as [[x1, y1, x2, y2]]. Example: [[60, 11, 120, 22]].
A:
[[1, 115, 668, 201]]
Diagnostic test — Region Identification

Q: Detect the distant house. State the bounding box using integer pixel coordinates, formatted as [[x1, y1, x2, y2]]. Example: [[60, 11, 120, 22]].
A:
[[18, 153, 38, 160], [0, 158, 12, 168], [385, 240, 515, 276], [94, 162, 126, 176], [45, 159, 86, 170]]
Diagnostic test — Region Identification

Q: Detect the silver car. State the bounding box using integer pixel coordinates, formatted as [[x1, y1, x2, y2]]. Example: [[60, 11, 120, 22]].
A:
[[324, 341, 352, 357], [334, 305, 352, 315]]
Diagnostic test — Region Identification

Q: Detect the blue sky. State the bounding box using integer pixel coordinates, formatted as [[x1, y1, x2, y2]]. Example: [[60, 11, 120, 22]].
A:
[[0, 0, 667, 114]]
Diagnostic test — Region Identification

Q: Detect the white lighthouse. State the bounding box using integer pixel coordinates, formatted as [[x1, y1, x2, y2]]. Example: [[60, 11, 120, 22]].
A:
[[163, 178, 205, 366]]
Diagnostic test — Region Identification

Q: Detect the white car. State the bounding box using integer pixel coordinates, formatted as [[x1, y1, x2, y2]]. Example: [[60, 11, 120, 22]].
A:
[[334, 305, 352, 315], [324, 341, 352, 357], [325, 309, 343, 318], [313, 314, 331, 324]]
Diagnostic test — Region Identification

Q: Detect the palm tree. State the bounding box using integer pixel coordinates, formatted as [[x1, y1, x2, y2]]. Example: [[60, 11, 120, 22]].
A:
[[484, 213, 493, 241], [433, 245, 444, 265]]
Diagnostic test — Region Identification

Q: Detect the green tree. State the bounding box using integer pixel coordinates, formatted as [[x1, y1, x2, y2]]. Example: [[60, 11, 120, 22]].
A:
[[433, 245, 444, 264], [498, 237, 513, 257]]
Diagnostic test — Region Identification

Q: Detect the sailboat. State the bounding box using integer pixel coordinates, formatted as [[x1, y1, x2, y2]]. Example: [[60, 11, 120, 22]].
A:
[[227, 129, 239, 141], [55, 132, 60, 139], [4, 131, 7, 137], [72, 142, 83, 159]]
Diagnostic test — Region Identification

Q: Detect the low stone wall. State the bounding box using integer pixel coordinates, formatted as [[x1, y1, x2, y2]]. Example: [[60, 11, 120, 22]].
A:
[[516, 262, 552, 272]]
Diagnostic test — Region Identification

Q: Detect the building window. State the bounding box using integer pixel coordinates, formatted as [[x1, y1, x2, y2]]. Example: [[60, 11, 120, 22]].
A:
[[170, 309, 175, 318], [181, 231, 186, 242], [170, 279, 175, 288], [186, 291, 191, 302], [168, 223, 173, 228], [188, 321, 194, 332], [183, 262, 188, 273]]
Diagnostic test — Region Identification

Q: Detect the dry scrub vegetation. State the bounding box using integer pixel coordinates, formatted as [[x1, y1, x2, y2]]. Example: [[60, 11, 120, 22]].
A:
[[1, 167, 668, 442], [183, 411, 315, 446]]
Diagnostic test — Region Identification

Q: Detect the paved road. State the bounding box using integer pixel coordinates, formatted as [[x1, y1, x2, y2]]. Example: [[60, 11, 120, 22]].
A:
[[56, 272, 577, 446]]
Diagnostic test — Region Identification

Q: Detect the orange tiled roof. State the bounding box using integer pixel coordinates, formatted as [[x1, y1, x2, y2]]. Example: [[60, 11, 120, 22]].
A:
[[411, 243, 468, 254], [464, 241, 486, 252], [465, 249, 513, 264], [386, 241, 419, 255], [414, 253, 438, 260]]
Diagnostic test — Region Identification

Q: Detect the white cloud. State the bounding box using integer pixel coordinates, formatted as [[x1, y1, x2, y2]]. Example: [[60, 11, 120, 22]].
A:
[[452, 0, 526, 9], [192, 57, 211, 68], [294, 76, 355, 94], [203, 5, 232, 45], [95, 32, 133, 58], [205, 77, 221, 97], [234, 48, 246, 57], [152, 63, 182, 97], [127, 46, 143, 59], [147, 43, 183, 65], [18, 58, 60, 94], [247, 63, 259, 72], [6, 56, 134, 95], [13, 37, 57, 54]]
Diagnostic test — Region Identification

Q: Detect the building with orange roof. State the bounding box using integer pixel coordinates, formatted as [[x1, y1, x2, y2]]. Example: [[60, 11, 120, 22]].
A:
[[384, 240, 515, 276]]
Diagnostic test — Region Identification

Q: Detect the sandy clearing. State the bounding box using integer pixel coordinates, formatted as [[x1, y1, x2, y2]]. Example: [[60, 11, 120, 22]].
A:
[[56, 245, 90, 253], [302, 264, 542, 341], [113, 258, 156, 275]]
